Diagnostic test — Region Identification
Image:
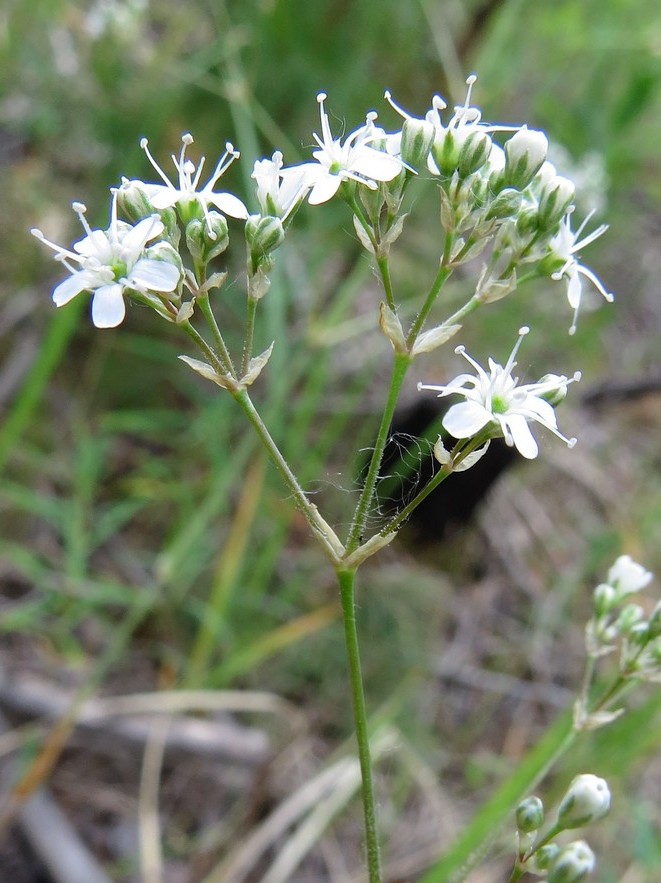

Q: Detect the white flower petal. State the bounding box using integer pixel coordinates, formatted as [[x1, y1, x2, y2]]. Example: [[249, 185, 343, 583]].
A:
[[148, 186, 180, 210], [350, 147, 402, 182], [52, 271, 97, 306], [207, 191, 248, 219], [505, 413, 538, 458], [443, 401, 491, 438], [129, 258, 180, 292], [91, 284, 126, 328], [122, 216, 164, 253], [308, 174, 342, 205]]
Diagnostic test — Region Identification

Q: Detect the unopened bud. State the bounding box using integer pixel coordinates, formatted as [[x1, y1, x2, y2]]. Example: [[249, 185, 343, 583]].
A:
[[536, 843, 561, 871], [246, 214, 285, 272], [548, 841, 596, 883], [504, 127, 549, 189], [516, 796, 544, 833], [538, 174, 576, 228], [430, 128, 463, 177], [485, 187, 523, 220], [117, 180, 155, 223], [400, 117, 435, 170], [186, 213, 229, 264], [593, 583, 617, 617], [614, 603, 645, 635], [458, 131, 492, 178], [557, 774, 610, 829]]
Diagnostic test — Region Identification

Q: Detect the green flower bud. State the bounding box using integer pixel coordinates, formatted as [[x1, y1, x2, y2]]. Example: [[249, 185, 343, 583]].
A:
[[399, 116, 435, 170], [593, 583, 617, 617], [484, 187, 523, 221], [536, 372, 581, 407], [557, 774, 611, 829], [538, 174, 575, 229], [186, 213, 229, 265], [245, 214, 285, 272], [615, 603, 645, 635], [159, 207, 181, 249], [548, 841, 596, 883], [536, 843, 561, 871], [431, 128, 463, 177], [117, 180, 155, 223], [504, 127, 548, 190], [516, 796, 545, 833], [457, 131, 492, 178]]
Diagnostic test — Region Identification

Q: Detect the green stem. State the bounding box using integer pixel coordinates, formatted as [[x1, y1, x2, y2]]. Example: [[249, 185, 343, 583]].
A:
[[346, 352, 411, 553], [337, 568, 382, 883], [196, 292, 236, 377], [376, 253, 396, 312], [406, 260, 453, 348], [241, 296, 259, 376], [231, 388, 344, 562]]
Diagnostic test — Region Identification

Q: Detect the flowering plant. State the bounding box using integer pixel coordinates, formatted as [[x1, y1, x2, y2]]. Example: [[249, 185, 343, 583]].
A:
[[32, 75, 656, 883]]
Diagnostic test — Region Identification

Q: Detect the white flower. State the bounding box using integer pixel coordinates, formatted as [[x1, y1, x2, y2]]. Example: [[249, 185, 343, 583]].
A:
[[549, 212, 613, 334], [251, 151, 311, 220], [607, 555, 653, 596], [298, 93, 403, 205], [557, 774, 611, 828], [137, 133, 248, 235], [31, 192, 180, 328], [417, 326, 579, 459]]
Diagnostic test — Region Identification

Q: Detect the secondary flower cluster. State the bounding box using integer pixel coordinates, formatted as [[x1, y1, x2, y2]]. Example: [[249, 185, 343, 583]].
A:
[[32, 78, 610, 336], [514, 774, 611, 882]]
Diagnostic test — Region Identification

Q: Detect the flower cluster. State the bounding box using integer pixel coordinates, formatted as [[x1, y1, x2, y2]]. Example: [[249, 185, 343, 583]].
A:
[[512, 775, 611, 882], [32, 78, 611, 337], [577, 555, 661, 715]]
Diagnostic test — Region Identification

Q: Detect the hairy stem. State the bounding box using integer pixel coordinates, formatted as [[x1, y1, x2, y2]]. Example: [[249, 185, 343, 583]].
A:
[[346, 352, 411, 553]]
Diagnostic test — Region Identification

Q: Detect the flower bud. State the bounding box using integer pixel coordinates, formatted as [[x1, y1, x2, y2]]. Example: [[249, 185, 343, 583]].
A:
[[536, 373, 577, 406], [246, 214, 285, 272], [430, 128, 463, 177], [538, 174, 575, 229], [117, 180, 155, 223], [607, 555, 653, 597], [485, 187, 523, 221], [186, 213, 229, 264], [504, 127, 549, 189], [614, 603, 645, 635], [536, 843, 561, 871], [592, 583, 617, 617], [457, 131, 492, 178], [557, 774, 611, 829], [399, 117, 435, 170], [516, 796, 544, 833], [548, 841, 596, 883]]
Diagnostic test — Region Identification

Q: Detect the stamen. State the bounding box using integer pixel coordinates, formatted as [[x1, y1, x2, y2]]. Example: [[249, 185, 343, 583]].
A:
[[501, 325, 529, 376], [72, 202, 95, 240], [140, 138, 174, 188], [316, 93, 334, 147], [384, 90, 408, 120]]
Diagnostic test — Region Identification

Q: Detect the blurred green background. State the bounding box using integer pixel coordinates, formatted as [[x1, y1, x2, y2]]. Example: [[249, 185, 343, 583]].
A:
[[2, 1, 661, 881]]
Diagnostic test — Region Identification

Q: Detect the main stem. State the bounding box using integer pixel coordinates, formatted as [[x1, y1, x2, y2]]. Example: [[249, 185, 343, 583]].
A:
[[337, 567, 382, 883]]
